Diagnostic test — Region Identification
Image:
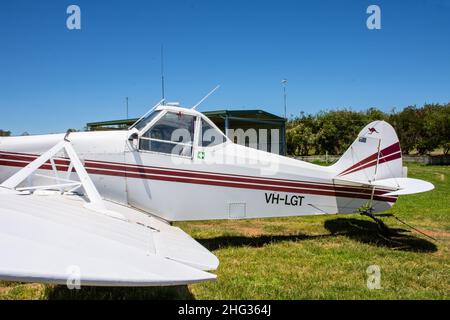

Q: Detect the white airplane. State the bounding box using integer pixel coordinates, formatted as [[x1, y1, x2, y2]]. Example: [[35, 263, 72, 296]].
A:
[[0, 99, 434, 287]]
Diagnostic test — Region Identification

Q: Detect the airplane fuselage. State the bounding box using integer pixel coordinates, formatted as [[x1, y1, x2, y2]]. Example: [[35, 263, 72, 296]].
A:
[[0, 129, 395, 222]]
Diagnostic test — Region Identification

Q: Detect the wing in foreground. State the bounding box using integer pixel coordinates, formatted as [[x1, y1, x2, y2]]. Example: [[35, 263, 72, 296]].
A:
[[0, 139, 217, 286], [0, 192, 218, 286]]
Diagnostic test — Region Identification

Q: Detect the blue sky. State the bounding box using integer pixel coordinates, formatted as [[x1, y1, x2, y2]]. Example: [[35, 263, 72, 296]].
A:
[[0, 0, 449, 135]]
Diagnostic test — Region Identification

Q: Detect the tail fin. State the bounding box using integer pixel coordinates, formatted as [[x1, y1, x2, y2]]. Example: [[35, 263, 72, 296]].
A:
[[331, 120, 403, 182]]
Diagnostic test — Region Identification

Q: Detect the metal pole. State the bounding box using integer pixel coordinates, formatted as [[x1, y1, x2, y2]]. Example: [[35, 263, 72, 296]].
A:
[[161, 45, 165, 102], [225, 113, 230, 139], [281, 79, 288, 155], [282, 79, 288, 119], [126, 97, 129, 119]]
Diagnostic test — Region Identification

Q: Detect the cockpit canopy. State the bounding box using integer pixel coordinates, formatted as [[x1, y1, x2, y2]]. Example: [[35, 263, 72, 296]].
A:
[[130, 105, 228, 157]]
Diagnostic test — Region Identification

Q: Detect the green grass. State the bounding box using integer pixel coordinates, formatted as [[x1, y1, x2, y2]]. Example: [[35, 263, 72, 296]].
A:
[[1, 163, 449, 299]]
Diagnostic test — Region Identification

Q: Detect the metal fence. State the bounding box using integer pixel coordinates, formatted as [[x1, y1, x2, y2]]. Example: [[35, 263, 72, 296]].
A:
[[293, 155, 450, 165]]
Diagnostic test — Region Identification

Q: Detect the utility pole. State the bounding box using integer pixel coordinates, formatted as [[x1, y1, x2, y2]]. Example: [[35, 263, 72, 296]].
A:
[[126, 97, 129, 119], [281, 79, 288, 119]]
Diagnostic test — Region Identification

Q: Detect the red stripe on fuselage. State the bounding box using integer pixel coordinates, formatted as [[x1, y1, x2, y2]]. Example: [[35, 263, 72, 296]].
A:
[[0, 151, 393, 193], [84, 161, 390, 196], [86, 167, 396, 202], [0, 151, 397, 203]]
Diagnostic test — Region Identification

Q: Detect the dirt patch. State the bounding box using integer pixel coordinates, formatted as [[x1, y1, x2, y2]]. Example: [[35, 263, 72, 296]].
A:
[[0, 286, 10, 295], [414, 229, 450, 238], [237, 226, 263, 236]]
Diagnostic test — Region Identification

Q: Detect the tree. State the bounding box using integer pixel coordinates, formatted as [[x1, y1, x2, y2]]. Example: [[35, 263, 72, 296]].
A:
[[421, 103, 450, 155], [314, 109, 368, 155], [285, 103, 449, 156], [286, 113, 316, 156], [287, 122, 315, 156], [365, 107, 387, 122], [441, 103, 450, 155], [389, 106, 422, 154], [0, 130, 11, 137], [390, 103, 450, 155]]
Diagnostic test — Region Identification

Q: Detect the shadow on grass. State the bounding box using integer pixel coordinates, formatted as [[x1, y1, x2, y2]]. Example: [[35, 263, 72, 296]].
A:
[[44, 285, 194, 300], [197, 218, 437, 253], [324, 218, 437, 253], [198, 233, 333, 251]]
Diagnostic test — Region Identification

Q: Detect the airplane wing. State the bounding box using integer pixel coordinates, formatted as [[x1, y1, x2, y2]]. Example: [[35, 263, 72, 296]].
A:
[[0, 140, 218, 287], [0, 192, 218, 286]]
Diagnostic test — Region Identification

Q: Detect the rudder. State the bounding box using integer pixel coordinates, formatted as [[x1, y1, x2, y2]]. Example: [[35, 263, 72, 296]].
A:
[[331, 121, 403, 182]]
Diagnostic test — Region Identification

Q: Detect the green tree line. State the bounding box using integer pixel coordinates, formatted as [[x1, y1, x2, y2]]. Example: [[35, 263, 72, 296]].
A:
[[287, 103, 450, 156]]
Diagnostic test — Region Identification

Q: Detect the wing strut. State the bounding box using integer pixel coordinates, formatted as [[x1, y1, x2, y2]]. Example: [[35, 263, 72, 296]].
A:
[[0, 138, 124, 220]]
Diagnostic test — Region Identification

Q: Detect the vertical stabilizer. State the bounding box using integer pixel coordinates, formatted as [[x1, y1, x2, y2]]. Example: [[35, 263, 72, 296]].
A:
[[331, 121, 403, 183]]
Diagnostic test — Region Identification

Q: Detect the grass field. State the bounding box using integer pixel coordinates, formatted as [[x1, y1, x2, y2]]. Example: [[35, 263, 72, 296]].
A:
[[0, 163, 449, 300]]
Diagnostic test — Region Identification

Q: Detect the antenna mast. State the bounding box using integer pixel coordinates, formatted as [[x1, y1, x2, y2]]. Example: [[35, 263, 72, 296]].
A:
[[191, 85, 220, 110], [161, 45, 165, 104]]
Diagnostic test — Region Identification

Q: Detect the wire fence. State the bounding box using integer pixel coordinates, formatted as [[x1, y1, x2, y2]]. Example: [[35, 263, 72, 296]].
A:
[[292, 155, 450, 165]]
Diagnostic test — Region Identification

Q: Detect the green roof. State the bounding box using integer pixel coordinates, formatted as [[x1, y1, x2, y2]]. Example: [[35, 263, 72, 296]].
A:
[[202, 109, 285, 122], [86, 118, 138, 127]]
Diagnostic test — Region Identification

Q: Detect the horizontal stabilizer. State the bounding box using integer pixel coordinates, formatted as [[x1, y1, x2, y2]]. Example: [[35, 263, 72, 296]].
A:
[[372, 178, 435, 196], [334, 177, 434, 196]]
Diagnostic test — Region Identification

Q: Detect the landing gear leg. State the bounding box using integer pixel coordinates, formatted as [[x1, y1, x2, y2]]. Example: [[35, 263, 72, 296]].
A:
[[361, 185, 395, 236], [360, 209, 393, 236]]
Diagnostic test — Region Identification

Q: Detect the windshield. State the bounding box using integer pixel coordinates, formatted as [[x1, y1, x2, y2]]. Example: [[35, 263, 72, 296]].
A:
[[140, 112, 196, 157], [132, 111, 161, 131], [199, 118, 227, 147]]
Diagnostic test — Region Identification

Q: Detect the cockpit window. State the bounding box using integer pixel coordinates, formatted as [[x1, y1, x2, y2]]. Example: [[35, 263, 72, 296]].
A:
[[140, 112, 195, 157], [133, 111, 161, 131], [199, 118, 227, 147]]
